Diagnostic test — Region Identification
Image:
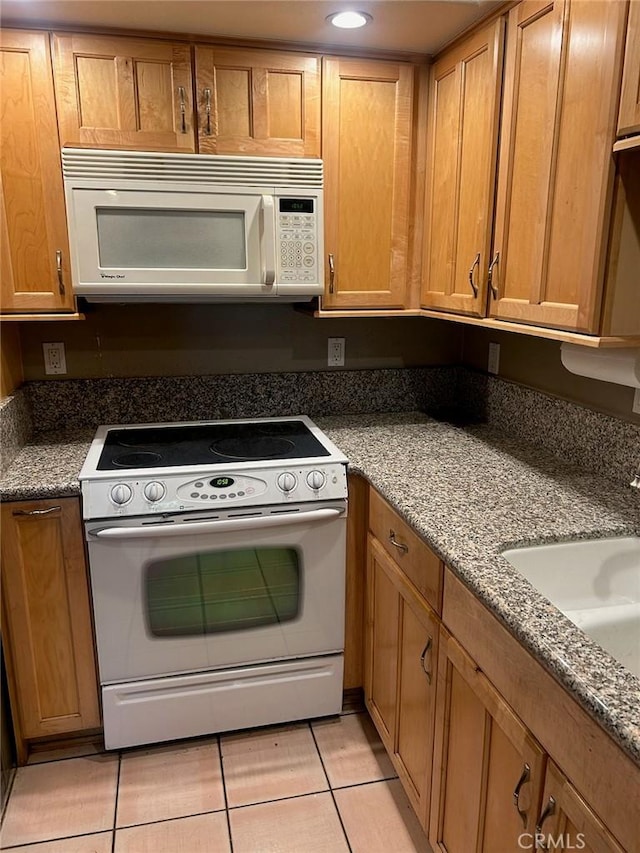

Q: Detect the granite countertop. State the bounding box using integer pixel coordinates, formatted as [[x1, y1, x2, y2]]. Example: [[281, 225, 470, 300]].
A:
[[2, 412, 639, 764]]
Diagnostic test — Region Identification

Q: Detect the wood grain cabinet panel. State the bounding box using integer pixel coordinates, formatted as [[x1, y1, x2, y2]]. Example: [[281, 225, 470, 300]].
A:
[[194, 47, 320, 156], [429, 629, 546, 853], [1, 498, 100, 746], [618, 0, 640, 138], [52, 33, 195, 151], [0, 29, 74, 313], [322, 57, 414, 309], [490, 0, 628, 333], [421, 18, 504, 317], [365, 529, 440, 830]]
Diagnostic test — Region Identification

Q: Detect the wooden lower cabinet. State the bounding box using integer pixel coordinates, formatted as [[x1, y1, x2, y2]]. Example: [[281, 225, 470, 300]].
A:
[[429, 629, 546, 852], [535, 761, 625, 853], [1, 498, 100, 757], [365, 533, 439, 827]]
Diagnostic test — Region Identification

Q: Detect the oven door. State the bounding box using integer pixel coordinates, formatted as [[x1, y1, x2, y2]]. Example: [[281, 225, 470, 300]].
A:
[[85, 501, 346, 684]]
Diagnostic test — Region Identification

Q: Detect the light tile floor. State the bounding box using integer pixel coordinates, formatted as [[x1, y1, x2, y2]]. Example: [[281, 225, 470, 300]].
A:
[[1, 712, 433, 852]]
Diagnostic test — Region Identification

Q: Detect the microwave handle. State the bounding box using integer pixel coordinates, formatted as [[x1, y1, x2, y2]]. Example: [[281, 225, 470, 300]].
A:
[[89, 507, 344, 540], [261, 195, 276, 286]]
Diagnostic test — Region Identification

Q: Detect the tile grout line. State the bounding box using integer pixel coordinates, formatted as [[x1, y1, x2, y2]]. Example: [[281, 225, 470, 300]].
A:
[[111, 751, 122, 853], [308, 722, 353, 853], [217, 734, 234, 853], [1, 827, 115, 851]]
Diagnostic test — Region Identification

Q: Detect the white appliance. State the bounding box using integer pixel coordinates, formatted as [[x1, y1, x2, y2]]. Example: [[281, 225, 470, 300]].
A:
[[79, 416, 348, 749], [62, 149, 324, 303]]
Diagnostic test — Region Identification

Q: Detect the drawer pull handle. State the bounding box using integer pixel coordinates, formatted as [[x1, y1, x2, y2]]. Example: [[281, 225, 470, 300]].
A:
[[388, 530, 408, 554], [204, 88, 212, 136], [328, 253, 335, 293], [178, 86, 187, 133], [420, 637, 433, 683], [513, 763, 530, 828], [535, 796, 556, 849], [13, 506, 61, 517], [56, 249, 65, 295], [468, 252, 480, 297], [488, 251, 500, 299]]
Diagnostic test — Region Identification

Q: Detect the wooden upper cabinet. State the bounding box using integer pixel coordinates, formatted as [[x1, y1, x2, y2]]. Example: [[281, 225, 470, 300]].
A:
[[421, 18, 504, 317], [618, 0, 640, 137], [490, 0, 628, 333], [52, 33, 195, 151], [194, 47, 320, 156], [1, 30, 75, 313], [429, 630, 546, 852], [1, 498, 100, 745], [322, 57, 414, 309]]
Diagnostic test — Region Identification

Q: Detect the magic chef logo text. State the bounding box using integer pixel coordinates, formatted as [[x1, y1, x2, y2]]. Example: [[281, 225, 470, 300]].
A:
[[100, 273, 126, 279]]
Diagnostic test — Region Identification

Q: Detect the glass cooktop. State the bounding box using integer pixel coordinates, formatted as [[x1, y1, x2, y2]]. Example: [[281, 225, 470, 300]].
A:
[[96, 420, 331, 470]]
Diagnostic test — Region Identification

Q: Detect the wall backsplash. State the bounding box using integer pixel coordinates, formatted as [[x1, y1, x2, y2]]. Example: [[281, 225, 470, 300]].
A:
[[0, 391, 32, 476]]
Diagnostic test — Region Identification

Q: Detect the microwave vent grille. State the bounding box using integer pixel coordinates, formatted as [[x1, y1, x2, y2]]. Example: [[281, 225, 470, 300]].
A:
[[62, 149, 323, 188]]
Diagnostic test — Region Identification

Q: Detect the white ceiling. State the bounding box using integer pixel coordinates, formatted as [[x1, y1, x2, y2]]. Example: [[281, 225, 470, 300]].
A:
[[1, 1, 501, 56]]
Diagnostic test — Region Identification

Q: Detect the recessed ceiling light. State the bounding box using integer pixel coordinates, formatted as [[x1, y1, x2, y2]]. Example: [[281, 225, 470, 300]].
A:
[[327, 11, 373, 29]]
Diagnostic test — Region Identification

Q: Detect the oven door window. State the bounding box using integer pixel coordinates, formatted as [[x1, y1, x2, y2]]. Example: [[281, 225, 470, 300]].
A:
[[145, 547, 300, 637]]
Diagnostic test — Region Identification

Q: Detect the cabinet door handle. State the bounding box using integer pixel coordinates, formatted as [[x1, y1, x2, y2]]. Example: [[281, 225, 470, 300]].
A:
[[420, 637, 433, 683], [56, 250, 65, 295], [468, 252, 480, 297], [388, 530, 408, 554], [203, 88, 212, 136], [13, 506, 61, 517], [178, 86, 187, 133], [535, 796, 556, 849], [488, 251, 500, 299], [513, 763, 530, 828], [328, 253, 335, 293]]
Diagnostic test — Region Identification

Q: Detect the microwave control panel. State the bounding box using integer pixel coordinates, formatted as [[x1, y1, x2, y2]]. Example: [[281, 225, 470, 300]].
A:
[[277, 197, 318, 284]]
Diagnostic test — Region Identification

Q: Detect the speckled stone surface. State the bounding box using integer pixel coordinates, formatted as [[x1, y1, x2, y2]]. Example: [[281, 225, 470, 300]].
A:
[[315, 412, 640, 764], [2, 409, 639, 764], [460, 371, 640, 487], [0, 389, 32, 475], [24, 367, 457, 432]]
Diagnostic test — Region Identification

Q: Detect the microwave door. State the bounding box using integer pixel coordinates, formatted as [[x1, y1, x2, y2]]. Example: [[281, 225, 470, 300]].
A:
[[68, 188, 275, 298]]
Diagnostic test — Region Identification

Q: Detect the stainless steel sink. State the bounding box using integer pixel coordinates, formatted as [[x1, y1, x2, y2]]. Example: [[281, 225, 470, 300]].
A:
[[502, 537, 640, 677]]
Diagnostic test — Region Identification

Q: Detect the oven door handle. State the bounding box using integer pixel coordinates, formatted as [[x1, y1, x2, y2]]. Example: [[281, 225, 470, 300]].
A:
[[88, 507, 344, 539]]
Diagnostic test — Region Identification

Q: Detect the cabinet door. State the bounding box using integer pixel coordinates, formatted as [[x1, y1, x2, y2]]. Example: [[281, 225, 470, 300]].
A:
[[395, 581, 439, 829], [364, 535, 400, 751], [52, 33, 194, 151], [618, 0, 640, 137], [421, 19, 504, 317], [322, 57, 414, 309], [1, 499, 100, 742], [534, 761, 625, 852], [430, 630, 546, 853], [195, 47, 320, 156], [0, 30, 74, 312], [490, 0, 627, 332]]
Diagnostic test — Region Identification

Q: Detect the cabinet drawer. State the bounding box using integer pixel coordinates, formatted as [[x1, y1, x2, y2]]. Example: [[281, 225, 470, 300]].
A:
[[368, 488, 442, 614]]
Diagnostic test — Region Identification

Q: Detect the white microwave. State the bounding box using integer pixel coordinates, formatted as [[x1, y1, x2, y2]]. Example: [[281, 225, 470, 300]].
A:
[[61, 149, 324, 303]]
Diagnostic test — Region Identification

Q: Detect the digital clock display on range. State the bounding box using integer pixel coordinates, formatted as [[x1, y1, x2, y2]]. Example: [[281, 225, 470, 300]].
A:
[[210, 477, 235, 488], [279, 198, 314, 213]]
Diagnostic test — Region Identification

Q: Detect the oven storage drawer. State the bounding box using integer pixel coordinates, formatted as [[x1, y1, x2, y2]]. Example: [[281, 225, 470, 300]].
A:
[[102, 654, 344, 749]]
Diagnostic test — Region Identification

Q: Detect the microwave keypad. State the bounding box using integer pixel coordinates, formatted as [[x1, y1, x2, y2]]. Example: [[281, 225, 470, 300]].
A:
[[279, 214, 317, 282]]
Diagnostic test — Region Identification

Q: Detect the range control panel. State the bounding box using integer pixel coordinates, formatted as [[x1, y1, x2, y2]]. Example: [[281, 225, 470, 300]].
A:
[[277, 197, 318, 285], [82, 464, 348, 520]]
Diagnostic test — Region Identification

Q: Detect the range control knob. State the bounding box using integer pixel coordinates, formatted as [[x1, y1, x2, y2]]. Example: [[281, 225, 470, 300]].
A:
[[306, 470, 326, 491], [110, 483, 132, 505], [144, 481, 166, 502], [277, 472, 297, 493]]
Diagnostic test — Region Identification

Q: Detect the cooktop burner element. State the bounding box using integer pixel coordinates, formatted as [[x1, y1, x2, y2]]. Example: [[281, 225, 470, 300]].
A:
[[96, 419, 330, 471]]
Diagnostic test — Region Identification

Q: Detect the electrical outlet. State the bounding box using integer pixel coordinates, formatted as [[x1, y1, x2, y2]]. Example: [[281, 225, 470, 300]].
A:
[[488, 342, 500, 375], [633, 388, 640, 415], [327, 337, 345, 367], [43, 342, 67, 375]]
